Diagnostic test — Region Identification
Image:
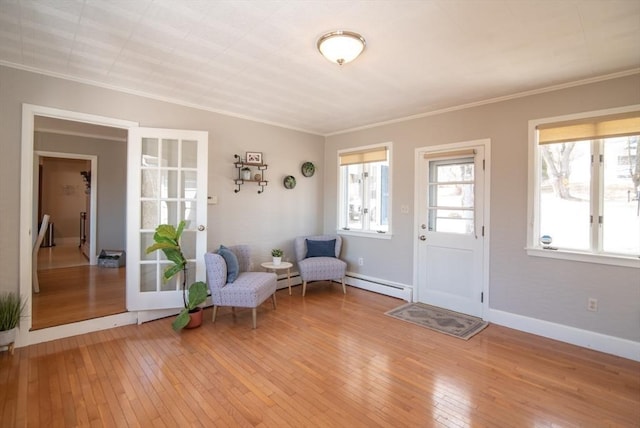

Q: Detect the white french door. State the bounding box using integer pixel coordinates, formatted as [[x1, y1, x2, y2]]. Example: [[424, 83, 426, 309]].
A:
[[416, 142, 488, 318], [126, 127, 208, 311]]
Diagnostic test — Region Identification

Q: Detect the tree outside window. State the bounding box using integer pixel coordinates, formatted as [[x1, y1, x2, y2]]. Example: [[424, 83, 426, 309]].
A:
[[535, 112, 640, 257]]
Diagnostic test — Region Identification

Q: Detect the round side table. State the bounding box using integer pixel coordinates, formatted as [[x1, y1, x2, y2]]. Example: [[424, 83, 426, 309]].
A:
[[261, 261, 293, 295]]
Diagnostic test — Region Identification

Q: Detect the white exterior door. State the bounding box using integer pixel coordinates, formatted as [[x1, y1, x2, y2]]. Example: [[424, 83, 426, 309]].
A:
[[126, 127, 208, 311], [416, 143, 487, 317]]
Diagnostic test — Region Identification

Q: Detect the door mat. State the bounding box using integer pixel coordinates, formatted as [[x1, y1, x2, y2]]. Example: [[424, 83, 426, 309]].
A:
[[385, 302, 488, 340]]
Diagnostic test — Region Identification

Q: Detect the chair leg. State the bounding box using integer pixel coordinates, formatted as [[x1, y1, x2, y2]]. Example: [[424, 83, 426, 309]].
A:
[[271, 293, 277, 309], [252, 308, 257, 329], [212, 305, 218, 323], [341, 277, 346, 294], [302, 281, 307, 296]]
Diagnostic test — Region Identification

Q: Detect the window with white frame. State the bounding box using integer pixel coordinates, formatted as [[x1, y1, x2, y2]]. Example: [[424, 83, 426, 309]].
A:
[[338, 143, 391, 235], [529, 108, 640, 262]]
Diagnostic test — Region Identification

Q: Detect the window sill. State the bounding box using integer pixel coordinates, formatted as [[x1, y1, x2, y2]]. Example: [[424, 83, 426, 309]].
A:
[[338, 229, 392, 240], [526, 247, 640, 268]]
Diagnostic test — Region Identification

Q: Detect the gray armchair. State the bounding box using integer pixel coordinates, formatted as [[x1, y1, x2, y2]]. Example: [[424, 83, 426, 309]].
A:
[[204, 245, 277, 329], [294, 235, 347, 296]]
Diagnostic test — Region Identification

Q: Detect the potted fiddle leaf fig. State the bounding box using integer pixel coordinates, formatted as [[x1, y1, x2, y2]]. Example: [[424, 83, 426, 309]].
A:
[[146, 220, 208, 331]]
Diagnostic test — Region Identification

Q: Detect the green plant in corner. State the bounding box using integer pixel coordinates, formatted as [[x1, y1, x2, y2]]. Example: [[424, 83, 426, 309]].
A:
[[0, 292, 26, 332], [145, 220, 208, 331], [271, 248, 283, 257]]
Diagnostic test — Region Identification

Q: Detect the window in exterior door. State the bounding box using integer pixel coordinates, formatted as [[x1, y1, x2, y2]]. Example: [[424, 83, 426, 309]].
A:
[[428, 157, 475, 234]]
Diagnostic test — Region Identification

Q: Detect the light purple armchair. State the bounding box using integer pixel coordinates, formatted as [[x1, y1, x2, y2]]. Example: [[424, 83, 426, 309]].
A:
[[294, 235, 347, 296], [204, 245, 277, 329]]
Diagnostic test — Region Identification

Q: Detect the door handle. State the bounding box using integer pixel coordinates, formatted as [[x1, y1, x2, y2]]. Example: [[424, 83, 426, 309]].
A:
[[198, 225, 206, 231], [419, 235, 426, 241]]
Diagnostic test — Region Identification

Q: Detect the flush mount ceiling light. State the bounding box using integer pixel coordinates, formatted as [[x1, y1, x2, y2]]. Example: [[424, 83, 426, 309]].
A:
[[317, 30, 366, 65]]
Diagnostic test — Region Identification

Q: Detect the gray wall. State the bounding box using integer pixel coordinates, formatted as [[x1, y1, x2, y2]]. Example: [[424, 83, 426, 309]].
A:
[[1, 64, 637, 345], [0, 65, 324, 294], [35, 132, 127, 252], [324, 74, 640, 342]]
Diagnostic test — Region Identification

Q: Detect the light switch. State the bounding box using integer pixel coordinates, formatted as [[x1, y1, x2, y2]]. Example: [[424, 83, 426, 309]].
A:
[[208, 195, 218, 205], [400, 205, 409, 214]]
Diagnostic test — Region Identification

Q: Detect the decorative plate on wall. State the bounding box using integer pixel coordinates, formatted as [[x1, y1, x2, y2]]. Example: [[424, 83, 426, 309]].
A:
[[283, 175, 296, 189], [301, 161, 315, 177]]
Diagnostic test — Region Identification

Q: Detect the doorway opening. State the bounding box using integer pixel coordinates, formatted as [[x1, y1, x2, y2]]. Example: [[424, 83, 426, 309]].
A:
[[20, 105, 137, 341], [33, 149, 125, 329], [35, 153, 95, 266], [20, 105, 209, 347]]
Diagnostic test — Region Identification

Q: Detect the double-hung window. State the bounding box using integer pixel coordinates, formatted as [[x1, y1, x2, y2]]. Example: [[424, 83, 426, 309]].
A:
[[528, 107, 640, 266], [338, 143, 391, 237]]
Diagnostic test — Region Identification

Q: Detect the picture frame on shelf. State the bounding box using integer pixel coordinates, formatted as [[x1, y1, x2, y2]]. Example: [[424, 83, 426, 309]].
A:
[[246, 151, 263, 164]]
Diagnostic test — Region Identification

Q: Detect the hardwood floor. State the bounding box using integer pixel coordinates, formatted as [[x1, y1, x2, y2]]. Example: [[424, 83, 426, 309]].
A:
[[32, 264, 126, 330], [37, 242, 89, 270], [3, 285, 639, 427]]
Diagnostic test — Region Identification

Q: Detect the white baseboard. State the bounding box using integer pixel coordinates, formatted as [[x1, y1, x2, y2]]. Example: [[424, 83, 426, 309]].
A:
[[275, 270, 412, 301], [341, 272, 638, 362], [276, 274, 302, 292], [21, 273, 635, 362], [21, 312, 138, 347], [489, 309, 640, 362], [345, 272, 413, 301], [136, 308, 180, 324]]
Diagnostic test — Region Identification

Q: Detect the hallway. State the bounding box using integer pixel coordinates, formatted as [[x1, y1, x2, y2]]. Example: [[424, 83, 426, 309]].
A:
[[33, 243, 126, 330]]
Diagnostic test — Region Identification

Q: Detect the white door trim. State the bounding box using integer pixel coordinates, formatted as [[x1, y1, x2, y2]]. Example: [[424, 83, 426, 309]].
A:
[[19, 104, 138, 348], [413, 138, 491, 318]]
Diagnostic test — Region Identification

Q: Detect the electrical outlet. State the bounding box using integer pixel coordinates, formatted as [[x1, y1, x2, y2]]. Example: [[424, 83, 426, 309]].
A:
[[358, 257, 364, 266], [587, 298, 598, 312]]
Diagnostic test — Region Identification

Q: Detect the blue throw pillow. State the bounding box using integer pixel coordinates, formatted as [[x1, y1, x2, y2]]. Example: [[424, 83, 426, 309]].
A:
[[217, 245, 239, 283], [306, 239, 336, 258]]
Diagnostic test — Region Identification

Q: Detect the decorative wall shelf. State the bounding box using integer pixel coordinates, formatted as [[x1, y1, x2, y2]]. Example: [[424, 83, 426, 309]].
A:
[[234, 154, 268, 193]]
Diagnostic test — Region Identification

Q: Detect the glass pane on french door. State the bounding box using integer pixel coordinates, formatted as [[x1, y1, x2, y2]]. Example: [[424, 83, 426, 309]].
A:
[[140, 137, 199, 294], [127, 126, 207, 313]]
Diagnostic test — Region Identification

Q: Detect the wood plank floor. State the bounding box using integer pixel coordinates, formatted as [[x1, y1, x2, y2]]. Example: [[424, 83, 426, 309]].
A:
[[32, 265, 126, 330], [2, 284, 639, 427], [37, 243, 89, 270]]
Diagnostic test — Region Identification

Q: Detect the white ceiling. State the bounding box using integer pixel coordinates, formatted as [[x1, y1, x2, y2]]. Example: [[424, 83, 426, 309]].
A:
[[2, 0, 639, 135]]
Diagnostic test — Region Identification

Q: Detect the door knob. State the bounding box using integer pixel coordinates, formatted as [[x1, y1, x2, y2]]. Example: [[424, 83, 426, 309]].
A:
[[419, 235, 426, 241], [198, 225, 206, 231]]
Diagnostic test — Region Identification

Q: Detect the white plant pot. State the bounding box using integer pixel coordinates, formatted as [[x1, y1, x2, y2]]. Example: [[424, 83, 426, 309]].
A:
[[0, 327, 17, 348], [272, 257, 282, 266]]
